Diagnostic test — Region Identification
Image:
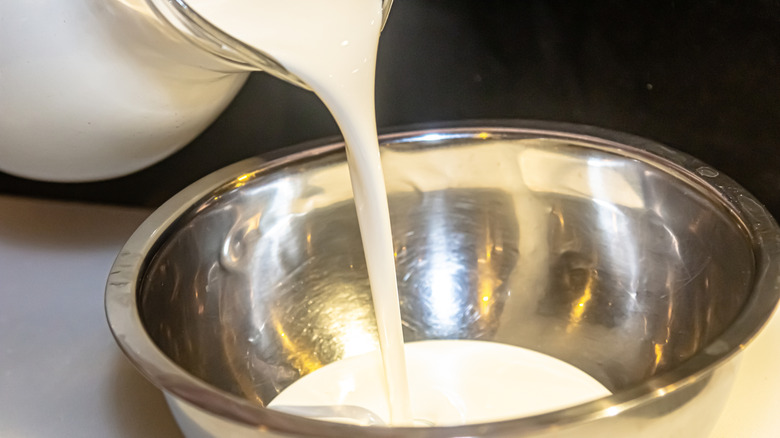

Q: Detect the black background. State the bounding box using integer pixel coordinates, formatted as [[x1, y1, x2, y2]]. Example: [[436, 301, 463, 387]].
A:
[[3, 0, 779, 216]]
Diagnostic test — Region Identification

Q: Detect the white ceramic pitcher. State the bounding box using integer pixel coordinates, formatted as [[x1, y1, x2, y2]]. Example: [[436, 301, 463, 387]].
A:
[[1, 1, 245, 181], [0, 0, 392, 182]]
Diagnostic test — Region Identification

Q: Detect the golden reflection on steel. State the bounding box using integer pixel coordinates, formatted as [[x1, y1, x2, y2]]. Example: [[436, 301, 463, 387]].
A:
[[553, 208, 565, 229], [305, 226, 314, 257], [316, 283, 379, 359], [272, 316, 322, 376], [316, 286, 379, 358], [566, 270, 596, 334], [653, 343, 665, 369], [478, 274, 495, 317], [477, 219, 497, 318]]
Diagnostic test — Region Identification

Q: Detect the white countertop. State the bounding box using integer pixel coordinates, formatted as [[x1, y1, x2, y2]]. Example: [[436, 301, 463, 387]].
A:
[[0, 195, 778, 437]]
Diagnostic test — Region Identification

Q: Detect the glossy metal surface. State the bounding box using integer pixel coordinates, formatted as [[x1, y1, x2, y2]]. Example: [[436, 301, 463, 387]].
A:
[[106, 122, 780, 437]]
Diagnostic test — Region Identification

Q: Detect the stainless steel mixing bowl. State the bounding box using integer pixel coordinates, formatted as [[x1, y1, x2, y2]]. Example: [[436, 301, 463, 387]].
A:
[[106, 121, 780, 437]]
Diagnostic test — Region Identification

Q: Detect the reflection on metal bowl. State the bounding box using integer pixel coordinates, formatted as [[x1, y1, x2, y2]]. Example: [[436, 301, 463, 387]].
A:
[[106, 121, 780, 437]]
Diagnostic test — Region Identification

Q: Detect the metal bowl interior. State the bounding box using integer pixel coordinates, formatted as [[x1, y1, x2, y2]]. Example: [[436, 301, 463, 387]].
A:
[[106, 122, 780, 437]]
